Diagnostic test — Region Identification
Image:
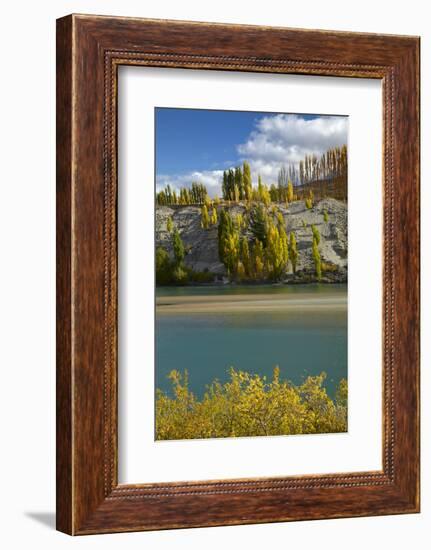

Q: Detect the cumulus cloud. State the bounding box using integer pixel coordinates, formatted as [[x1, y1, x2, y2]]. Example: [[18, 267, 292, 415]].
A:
[[237, 114, 348, 183], [156, 170, 224, 197], [156, 114, 348, 195]]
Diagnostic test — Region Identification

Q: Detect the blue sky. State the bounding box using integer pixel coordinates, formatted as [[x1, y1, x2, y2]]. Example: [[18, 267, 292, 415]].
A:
[[155, 107, 348, 196]]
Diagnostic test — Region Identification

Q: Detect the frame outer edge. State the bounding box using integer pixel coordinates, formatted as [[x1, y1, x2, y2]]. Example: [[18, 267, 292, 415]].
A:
[[56, 14, 421, 535], [392, 38, 420, 511], [56, 14, 74, 535]]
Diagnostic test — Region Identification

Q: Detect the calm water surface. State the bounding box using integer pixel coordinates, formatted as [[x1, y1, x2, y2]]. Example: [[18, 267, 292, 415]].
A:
[[156, 284, 347, 399]]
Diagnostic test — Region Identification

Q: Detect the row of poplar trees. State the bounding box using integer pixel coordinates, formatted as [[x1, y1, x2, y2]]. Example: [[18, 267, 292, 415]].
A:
[[156, 145, 347, 207], [156, 182, 208, 206]]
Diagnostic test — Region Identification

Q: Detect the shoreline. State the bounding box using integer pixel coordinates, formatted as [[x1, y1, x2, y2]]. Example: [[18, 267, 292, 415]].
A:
[[156, 277, 347, 289], [156, 292, 347, 314]]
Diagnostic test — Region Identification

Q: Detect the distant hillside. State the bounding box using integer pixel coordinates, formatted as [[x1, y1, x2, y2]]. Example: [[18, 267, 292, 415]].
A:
[[156, 198, 347, 284], [294, 176, 347, 202]]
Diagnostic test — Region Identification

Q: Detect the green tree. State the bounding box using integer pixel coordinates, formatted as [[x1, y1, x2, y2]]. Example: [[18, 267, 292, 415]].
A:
[[217, 209, 240, 278], [234, 166, 244, 200], [157, 182, 209, 205], [305, 189, 314, 209], [235, 213, 244, 229], [155, 247, 172, 285], [224, 231, 240, 276], [210, 207, 218, 225], [240, 237, 251, 277], [287, 180, 294, 203], [312, 237, 322, 280], [236, 261, 246, 280], [277, 165, 288, 201], [265, 222, 289, 280], [201, 204, 210, 229], [323, 209, 329, 222], [258, 175, 271, 206], [166, 216, 173, 233], [243, 161, 252, 200], [172, 265, 188, 284], [172, 229, 185, 266], [311, 224, 321, 246], [289, 232, 298, 274], [249, 204, 268, 245], [287, 180, 294, 202], [253, 240, 265, 278], [269, 184, 278, 202], [276, 211, 284, 228]]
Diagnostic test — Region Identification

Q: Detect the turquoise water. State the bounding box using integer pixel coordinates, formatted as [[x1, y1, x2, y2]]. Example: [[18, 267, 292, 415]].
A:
[[155, 284, 347, 399]]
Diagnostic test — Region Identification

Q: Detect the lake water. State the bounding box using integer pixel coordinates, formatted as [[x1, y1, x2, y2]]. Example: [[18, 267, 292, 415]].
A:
[[155, 284, 347, 399]]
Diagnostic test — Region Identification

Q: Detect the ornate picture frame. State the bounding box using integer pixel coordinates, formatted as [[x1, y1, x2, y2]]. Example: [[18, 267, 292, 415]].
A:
[[56, 14, 420, 534]]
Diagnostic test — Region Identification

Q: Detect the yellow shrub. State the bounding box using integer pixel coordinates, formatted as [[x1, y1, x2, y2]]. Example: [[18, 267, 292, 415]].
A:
[[156, 368, 347, 440]]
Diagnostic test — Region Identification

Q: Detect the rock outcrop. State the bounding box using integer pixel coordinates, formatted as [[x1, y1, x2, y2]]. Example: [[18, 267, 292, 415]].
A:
[[155, 198, 347, 283]]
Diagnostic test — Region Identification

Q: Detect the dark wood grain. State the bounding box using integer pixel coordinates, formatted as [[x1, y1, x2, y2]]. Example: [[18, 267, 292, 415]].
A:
[[56, 15, 73, 535], [56, 14, 420, 535]]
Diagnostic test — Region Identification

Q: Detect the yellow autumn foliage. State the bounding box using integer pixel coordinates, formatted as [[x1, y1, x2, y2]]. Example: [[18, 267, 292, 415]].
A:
[[156, 368, 347, 440]]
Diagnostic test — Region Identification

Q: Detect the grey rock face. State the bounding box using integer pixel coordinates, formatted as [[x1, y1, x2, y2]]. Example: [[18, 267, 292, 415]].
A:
[[155, 198, 347, 283]]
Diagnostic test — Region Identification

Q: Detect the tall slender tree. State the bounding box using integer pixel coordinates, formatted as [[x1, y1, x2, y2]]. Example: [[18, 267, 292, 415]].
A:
[[243, 161, 252, 200], [172, 229, 185, 266], [289, 232, 298, 274]]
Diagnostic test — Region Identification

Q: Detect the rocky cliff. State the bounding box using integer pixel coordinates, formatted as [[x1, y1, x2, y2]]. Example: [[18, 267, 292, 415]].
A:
[[155, 198, 347, 283]]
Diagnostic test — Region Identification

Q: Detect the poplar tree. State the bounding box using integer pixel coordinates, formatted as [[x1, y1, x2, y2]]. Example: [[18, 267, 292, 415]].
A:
[[249, 204, 268, 245], [172, 229, 185, 266], [166, 216, 173, 233], [278, 165, 288, 201], [201, 204, 210, 229], [289, 232, 298, 274], [210, 207, 218, 226], [269, 184, 278, 202], [155, 247, 172, 285], [234, 167, 244, 200], [312, 238, 322, 280], [236, 261, 246, 280], [222, 171, 229, 200], [218, 209, 239, 277], [240, 238, 251, 277], [228, 169, 235, 200], [235, 213, 244, 229], [265, 222, 288, 280], [233, 184, 240, 202], [276, 211, 284, 228], [257, 175, 271, 206], [287, 180, 294, 203], [224, 232, 240, 276], [311, 224, 321, 246], [253, 240, 265, 278], [243, 161, 252, 200]]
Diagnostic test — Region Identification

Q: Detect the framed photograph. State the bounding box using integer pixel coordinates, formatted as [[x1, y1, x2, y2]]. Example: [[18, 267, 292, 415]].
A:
[[56, 14, 420, 534]]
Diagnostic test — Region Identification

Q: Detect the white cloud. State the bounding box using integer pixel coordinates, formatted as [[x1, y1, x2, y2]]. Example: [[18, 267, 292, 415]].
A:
[[156, 170, 224, 197], [156, 114, 348, 195], [237, 114, 348, 183]]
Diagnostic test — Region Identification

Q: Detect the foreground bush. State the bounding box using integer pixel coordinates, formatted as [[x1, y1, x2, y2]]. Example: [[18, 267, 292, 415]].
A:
[[156, 368, 347, 440]]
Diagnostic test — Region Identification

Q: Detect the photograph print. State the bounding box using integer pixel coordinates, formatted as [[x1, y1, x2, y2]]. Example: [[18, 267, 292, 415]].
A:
[[154, 108, 348, 441]]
